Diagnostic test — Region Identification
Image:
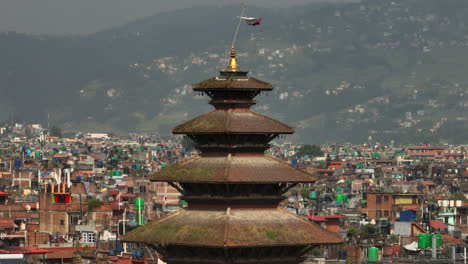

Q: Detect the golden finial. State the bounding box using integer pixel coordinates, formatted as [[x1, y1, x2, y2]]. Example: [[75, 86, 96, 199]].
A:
[[226, 47, 240, 72]]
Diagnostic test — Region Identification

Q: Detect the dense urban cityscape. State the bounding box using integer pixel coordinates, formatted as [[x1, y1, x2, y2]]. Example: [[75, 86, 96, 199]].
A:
[[0, 99, 467, 263], [2, 0, 468, 263]]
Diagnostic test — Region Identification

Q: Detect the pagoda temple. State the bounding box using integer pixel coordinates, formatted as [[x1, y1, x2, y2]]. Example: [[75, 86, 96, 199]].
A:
[[124, 48, 342, 263]]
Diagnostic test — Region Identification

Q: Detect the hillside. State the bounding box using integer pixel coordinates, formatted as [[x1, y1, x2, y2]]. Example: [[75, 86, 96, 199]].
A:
[[1, 0, 468, 144]]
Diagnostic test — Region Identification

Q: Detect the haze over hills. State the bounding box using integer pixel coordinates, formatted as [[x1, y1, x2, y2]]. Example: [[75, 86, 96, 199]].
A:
[[1, 0, 468, 144], [0, 0, 357, 35]]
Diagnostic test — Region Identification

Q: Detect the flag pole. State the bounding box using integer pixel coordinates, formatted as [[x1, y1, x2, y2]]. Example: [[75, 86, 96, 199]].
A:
[[231, 4, 247, 49]]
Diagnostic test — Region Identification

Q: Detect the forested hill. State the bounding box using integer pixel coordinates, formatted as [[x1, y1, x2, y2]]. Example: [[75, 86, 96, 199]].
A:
[[1, 0, 468, 144]]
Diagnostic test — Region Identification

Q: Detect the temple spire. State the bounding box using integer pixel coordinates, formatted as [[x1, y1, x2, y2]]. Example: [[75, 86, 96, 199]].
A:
[[226, 47, 240, 72]]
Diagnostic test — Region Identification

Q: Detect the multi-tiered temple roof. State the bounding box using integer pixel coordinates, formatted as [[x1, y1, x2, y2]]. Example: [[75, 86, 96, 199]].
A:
[[124, 48, 342, 264]]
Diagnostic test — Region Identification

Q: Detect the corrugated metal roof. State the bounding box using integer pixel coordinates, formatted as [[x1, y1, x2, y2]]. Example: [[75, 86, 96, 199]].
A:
[[173, 109, 293, 134], [151, 155, 315, 183], [123, 208, 343, 247]]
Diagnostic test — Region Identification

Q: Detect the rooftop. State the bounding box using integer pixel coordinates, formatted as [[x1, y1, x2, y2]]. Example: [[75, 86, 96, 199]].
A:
[[123, 208, 343, 247], [173, 109, 293, 134], [151, 154, 315, 183]]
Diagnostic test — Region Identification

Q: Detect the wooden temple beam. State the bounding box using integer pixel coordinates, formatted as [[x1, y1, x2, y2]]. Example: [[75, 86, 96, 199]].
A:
[[280, 183, 298, 194], [168, 182, 185, 194]]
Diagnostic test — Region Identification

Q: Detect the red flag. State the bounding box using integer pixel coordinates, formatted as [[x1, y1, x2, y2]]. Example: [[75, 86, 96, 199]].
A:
[[241, 17, 262, 26]]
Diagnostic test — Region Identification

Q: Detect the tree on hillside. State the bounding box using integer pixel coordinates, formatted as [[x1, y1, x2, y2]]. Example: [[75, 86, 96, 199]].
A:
[[297, 144, 323, 157], [50, 126, 62, 138]]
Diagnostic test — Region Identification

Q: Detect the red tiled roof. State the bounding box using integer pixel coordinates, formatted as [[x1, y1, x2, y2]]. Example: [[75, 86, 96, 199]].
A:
[[0, 246, 53, 254], [46, 247, 96, 259], [442, 234, 465, 245], [407, 146, 447, 150], [305, 215, 344, 222], [0, 219, 15, 229], [120, 193, 136, 198], [306, 216, 326, 222], [430, 220, 448, 229], [108, 190, 119, 195], [89, 155, 101, 160]]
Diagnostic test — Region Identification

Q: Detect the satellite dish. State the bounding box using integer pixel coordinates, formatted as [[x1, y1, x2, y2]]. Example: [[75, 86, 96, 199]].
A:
[[108, 197, 114, 202]]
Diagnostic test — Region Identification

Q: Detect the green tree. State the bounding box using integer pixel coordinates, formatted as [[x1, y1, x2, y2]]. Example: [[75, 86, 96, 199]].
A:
[[452, 193, 467, 201], [300, 187, 310, 199], [297, 144, 324, 157], [50, 126, 62, 138], [87, 199, 103, 211]]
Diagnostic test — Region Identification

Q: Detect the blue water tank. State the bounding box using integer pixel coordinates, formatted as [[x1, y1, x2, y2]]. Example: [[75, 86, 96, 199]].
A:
[[109, 249, 115, 256], [400, 210, 417, 222], [116, 242, 123, 253], [291, 159, 298, 166]]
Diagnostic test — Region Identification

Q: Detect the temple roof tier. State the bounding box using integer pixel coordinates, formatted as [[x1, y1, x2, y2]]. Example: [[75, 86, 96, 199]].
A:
[[123, 208, 343, 247], [150, 154, 315, 183], [172, 109, 294, 134], [193, 76, 273, 91]]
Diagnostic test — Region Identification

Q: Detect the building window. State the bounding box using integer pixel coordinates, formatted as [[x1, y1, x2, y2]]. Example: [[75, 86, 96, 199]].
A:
[[376, 210, 381, 218], [384, 195, 388, 202], [81, 232, 95, 243], [376, 195, 382, 204], [60, 220, 65, 225], [71, 216, 79, 225], [384, 210, 389, 217]]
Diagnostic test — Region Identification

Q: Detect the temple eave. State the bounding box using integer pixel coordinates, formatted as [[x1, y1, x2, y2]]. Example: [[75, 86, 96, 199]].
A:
[[122, 208, 343, 247]]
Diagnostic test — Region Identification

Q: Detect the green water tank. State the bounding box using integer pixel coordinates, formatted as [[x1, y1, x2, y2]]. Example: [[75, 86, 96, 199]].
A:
[[336, 194, 343, 203], [310, 191, 317, 199], [35, 151, 41, 158], [336, 187, 343, 193], [115, 170, 122, 176], [135, 198, 144, 210], [346, 179, 352, 185], [418, 234, 426, 248], [342, 194, 348, 203], [418, 233, 431, 248], [426, 233, 432, 248], [136, 164, 142, 170], [361, 199, 367, 204], [368, 247, 379, 262], [138, 215, 145, 225], [109, 171, 114, 177]]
